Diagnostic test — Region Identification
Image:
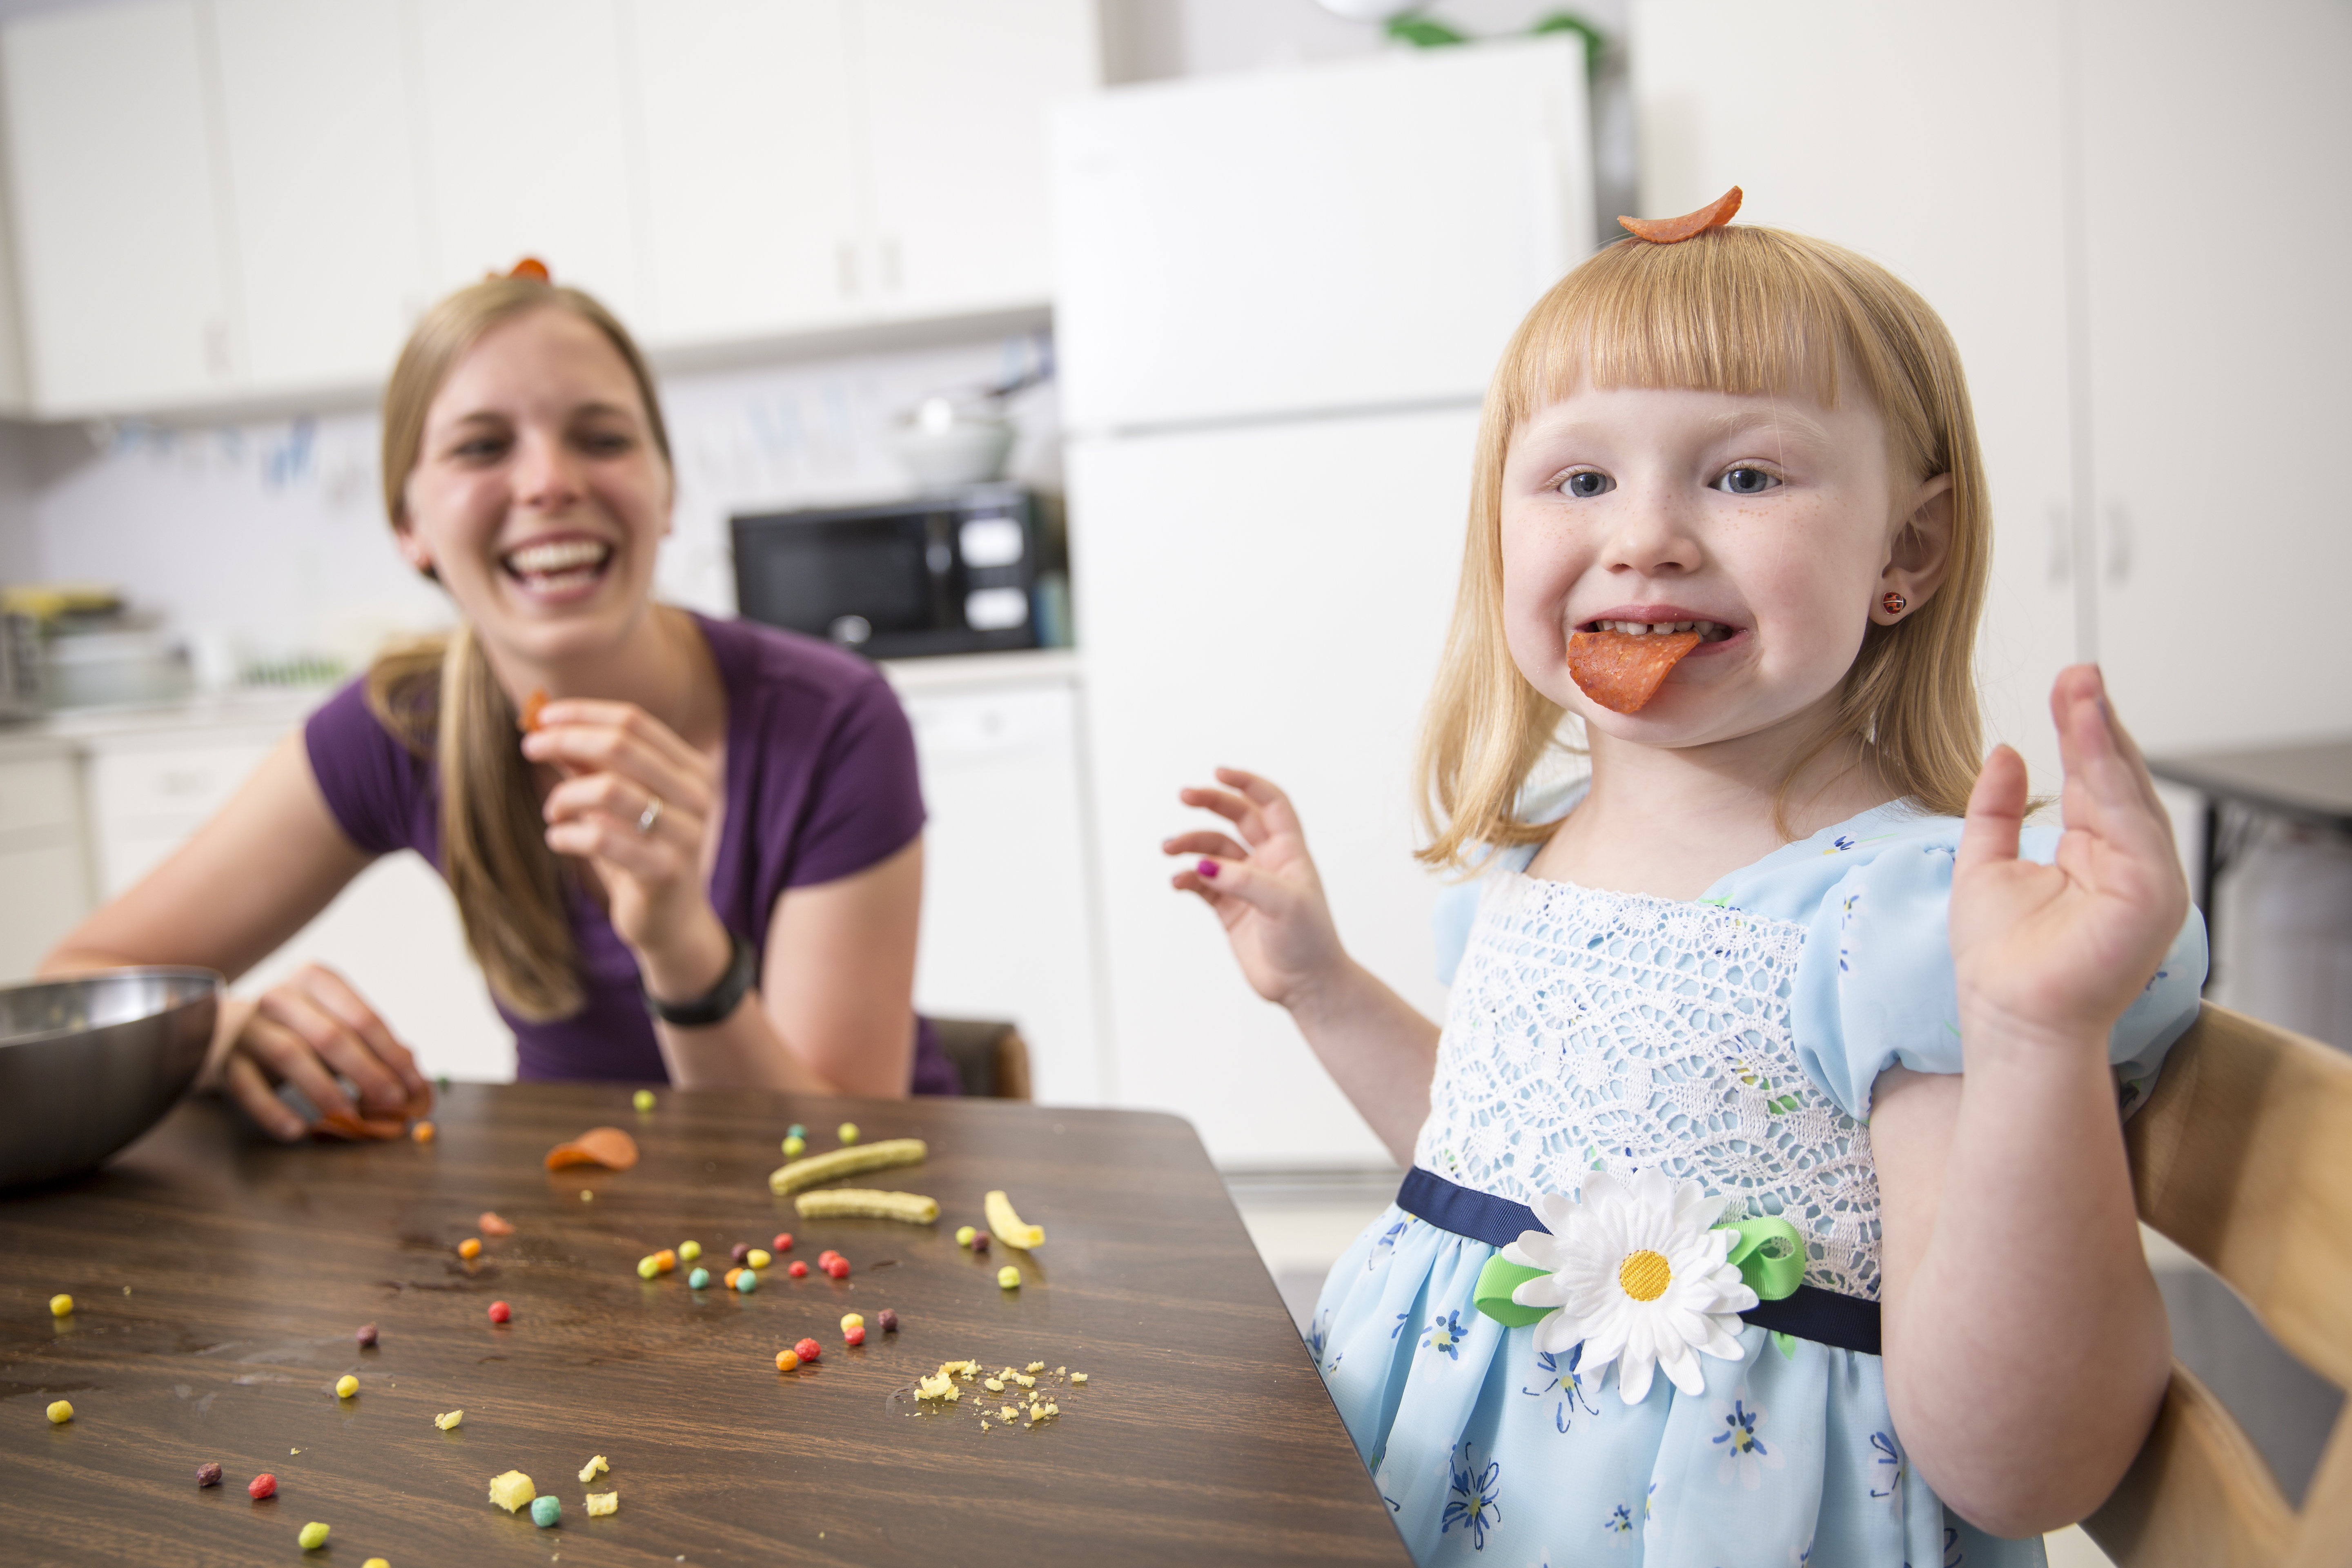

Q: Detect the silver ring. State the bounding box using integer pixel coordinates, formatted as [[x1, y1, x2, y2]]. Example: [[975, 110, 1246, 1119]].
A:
[[637, 795, 665, 835]]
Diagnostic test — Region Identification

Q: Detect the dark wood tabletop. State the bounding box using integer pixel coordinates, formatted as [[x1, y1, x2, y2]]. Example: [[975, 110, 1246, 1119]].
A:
[[1, 1084, 1408, 1567]]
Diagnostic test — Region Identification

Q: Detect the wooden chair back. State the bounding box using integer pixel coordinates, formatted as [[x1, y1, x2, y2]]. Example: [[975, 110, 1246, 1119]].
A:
[[2086, 1002, 2352, 1568], [930, 1017, 1033, 1101]]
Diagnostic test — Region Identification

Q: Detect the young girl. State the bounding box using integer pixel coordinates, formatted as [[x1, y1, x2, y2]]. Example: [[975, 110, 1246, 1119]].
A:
[[1167, 218, 2205, 1565]]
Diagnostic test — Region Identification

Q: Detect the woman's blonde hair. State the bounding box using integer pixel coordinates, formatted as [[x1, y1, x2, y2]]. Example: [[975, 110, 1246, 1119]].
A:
[[365, 275, 673, 1020], [1417, 225, 1991, 870]]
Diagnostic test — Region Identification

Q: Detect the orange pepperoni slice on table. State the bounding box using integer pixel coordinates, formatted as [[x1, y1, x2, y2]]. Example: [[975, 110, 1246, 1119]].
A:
[[312, 1110, 408, 1141], [545, 1127, 640, 1171], [1567, 630, 1703, 714], [1618, 185, 1743, 245]]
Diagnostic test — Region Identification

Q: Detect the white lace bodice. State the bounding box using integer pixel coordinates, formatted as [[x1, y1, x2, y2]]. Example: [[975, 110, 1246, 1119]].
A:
[[1413, 871, 1882, 1300]]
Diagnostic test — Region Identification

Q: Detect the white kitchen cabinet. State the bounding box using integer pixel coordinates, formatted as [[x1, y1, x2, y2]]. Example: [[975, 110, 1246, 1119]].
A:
[[0, 0, 232, 414], [209, 0, 429, 395], [0, 748, 91, 983], [629, 0, 862, 344], [850, 0, 1100, 322], [409, 0, 644, 319], [2077, 0, 2352, 755], [1053, 36, 1589, 434]]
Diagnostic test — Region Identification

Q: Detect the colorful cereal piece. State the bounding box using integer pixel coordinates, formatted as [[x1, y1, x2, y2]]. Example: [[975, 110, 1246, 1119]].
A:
[[787, 1260, 808, 1278], [632, 1089, 655, 1112], [734, 1268, 759, 1294], [580, 1189, 593, 1202], [354, 1323, 379, 1348], [543, 1127, 639, 1171], [687, 1267, 710, 1290], [335, 1375, 358, 1399], [198, 1461, 224, 1487], [971, 1232, 990, 1254], [781, 1135, 806, 1158], [877, 1308, 899, 1333], [747, 1248, 771, 1270], [412, 1121, 435, 1143], [786, 1123, 807, 1140], [458, 1238, 481, 1260], [1564, 628, 1702, 714], [636, 1256, 660, 1280], [364, 1559, 390, 1568], [997, 1265, 1020, 1289], [479, 1211, 515, 1237], [678, 1240, 702, 1262], [249, 1472, 277, 1498], [530, 1494, 561, 1528], [844, 1325, 866, 1346], [775, 1348, 800, 1372], [48, 1293, 72, 1316], [585, 1490, 618, 1517], [840, 1313, 864, 1332], [488, 1470, 535, 1512], [488, 1301, 512, 1323], [298, 1521, 330, 1550], [794, 1338, 822, 1363], [955, 1225, 976, 1248], [579, 1454, 608, 1484], [45, 1399, 72, 1423], [724, 1267, 745, 1290], [652, 1249, 677, 1274], [825, 1257, 851, 1280], [772, 1232, 793, 1252], [434, 1410, 463, 1430], [731, 1242, 752, 1264]]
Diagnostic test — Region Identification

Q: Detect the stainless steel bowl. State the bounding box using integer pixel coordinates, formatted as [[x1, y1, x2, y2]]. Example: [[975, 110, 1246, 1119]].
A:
[[0, 968, 220, 1188]]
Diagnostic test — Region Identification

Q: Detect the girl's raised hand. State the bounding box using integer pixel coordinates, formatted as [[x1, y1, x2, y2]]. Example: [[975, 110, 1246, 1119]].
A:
[[1164, 768, 1349, 1012], [522, 698, 726, 993], [1949, 666, 2190, 1053]]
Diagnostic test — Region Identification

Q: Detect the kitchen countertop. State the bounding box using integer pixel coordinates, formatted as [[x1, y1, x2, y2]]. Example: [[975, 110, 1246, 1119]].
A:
[[0, 1084, 1404, 1566]]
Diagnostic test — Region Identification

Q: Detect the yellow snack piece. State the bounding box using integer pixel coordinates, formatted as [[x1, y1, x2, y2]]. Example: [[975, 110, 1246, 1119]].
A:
[[1015, 1373, 1036, 1388], [636, 1255, 660, 1280], [837, 1121, 860, 1145], [1071, 1372, 1089, 1384], [792, 1188, 939, 1224], [1025, 1361, 1046, 1373], [678, 1240, 701, 1262], [915, 1372, 960, 1401], [766, 1137, 926, 1196], [364, 1559, 391, 1567], [458, 1238, 481, 1260], [584, 1491, 618, 1517], [746, 1249, 772, 1270], [434, 1410, 463, 1430], [298, 1521, 330, 1550], [335, 1375, 358, 1399], [48, 1294, 72, 1317], [488, 1470, 536, 1513], [984, 1189, 1046, 1249], [46, 1399, 72, 1423], [999, 1405, 1017, 1421], [983, 1378, 1003, 1392], [1056, 1366, 1066, 1376], [997, 1265, 1020, 1289], [840, 1313, 864, 1332], [578, 1455, 608, 1485]]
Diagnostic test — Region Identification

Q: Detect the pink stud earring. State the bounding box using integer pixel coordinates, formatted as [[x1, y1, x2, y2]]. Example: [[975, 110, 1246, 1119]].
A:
[[1882, 592, 1907, 616]]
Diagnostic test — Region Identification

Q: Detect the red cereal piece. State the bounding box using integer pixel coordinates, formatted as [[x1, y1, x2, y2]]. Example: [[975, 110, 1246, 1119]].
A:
[[825, 1258, 850, 1280], [794, 1338, 822, 1363], [816, 1249, 842, 1267], [772, 1233, 793, 1252], [876, 1308, 899, 1333], [248, 1473, 277, 1499], [844, 1325, 866, 1346], [1566, 629, 1703, 714], [1617, 185, 1743, 244], [787, 1260, 808, 1279], [488, 1301, 512, 1324]]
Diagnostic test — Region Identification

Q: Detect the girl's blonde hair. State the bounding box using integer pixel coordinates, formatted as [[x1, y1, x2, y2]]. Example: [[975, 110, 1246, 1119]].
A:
[[365, 275, 673, 1020], [1417, 225, 1991, 869]]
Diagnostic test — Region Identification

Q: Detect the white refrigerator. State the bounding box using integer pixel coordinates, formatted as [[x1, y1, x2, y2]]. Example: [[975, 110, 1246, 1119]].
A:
[[1052, 37, 1595, 1167]]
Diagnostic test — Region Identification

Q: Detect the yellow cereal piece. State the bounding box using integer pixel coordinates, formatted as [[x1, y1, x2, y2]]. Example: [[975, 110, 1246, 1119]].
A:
[[954, 1225, 976, 1247], [458, 1238, 481, 1260], [746, 1249, 771, 1270], [1071, 1372, 1088, 1384], [766, 1137, 925, 1195], [996, 1265, 1020, 1289], [678, 1241, 702, 1263], [636, 1255, 659, 1280], [782, 1135, 806, 1158], [578, 1455, 608, 1485], [48, 1294, 72, 1317], [840, 1313, 864, 1332], [837, 1122, 860, 1145], [488, 1470, 536, 1513], [298, 1521, 330, 1550], [434, 1409, 463, 1430], [581, 1189, 593, 1201], [791, 1188, 939, 1224], [984, 1189, 1046, 1249], [46, 1399, 72, 1423], [335, 1375, 358, 1399], [364, 1559, 391, 1568], [585, 1490, 618, 1517], [983, 1378, 1003, 1392]]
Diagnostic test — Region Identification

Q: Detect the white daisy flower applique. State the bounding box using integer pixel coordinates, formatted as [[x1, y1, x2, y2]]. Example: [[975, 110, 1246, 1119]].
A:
[[1501, 1167, 1759, 1404]]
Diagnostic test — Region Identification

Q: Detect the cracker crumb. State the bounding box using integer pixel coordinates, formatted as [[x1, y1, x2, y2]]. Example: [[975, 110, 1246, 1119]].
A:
[[585, 1491, 618, 1517], [1025, 1362, 1045, 1373]]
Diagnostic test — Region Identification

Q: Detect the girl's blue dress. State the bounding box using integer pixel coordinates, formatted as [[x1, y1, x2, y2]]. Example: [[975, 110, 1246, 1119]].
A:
[[1312, 797, 2207, 1566]]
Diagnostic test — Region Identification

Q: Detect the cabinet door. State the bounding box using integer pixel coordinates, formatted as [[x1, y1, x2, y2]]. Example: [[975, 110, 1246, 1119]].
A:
[[209, 0, 428, 394], [1632, 0, 2082, 785], [629, 0, 860, 345], [0, 0, 232, 414], [410, 0, 643, 319], [850, 0, 1099, 320], [2080, 0, 2352, 753]]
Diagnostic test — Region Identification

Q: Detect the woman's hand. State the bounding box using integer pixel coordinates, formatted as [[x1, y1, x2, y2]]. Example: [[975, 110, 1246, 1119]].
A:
[[1164, 768, 1351, 1014], [1949, 664, 2190, 1056], [208, 962, 432, 1141], [522, 698, 730, 1001]]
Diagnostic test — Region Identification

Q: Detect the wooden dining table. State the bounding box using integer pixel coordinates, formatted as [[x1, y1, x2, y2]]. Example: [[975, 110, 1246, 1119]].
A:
[[1, 1083, 1409, 1566]]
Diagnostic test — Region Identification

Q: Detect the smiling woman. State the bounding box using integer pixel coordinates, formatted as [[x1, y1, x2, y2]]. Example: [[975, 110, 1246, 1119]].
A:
[[41, 268, 955, 1135]]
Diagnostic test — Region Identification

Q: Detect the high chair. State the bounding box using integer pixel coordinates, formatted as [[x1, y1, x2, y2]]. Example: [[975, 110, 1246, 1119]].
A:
[[2084, 1002, 2352, 1567]]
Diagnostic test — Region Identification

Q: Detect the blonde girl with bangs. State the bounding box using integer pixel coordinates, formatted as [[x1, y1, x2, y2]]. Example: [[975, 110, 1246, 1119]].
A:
[[1167, 221, 2206, 1565]]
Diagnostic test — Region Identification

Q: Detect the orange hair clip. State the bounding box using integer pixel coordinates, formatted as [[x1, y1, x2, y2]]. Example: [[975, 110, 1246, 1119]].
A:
[[1617, 186, 1743, 244]]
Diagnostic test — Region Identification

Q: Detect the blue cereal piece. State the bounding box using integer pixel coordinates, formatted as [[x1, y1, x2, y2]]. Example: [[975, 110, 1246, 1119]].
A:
[[531, 1494, 561, 1528], [735, 1267, 760, 1294], [687, 1267, 710, 1290]]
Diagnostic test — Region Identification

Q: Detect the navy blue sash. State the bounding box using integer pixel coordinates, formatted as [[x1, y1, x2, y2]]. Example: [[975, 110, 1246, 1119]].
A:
[[1396, 1166, 1882, 1357]]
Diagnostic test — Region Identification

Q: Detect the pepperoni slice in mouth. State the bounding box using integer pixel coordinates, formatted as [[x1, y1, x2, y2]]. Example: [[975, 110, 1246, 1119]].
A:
[[1568, 629, 1704, 713]]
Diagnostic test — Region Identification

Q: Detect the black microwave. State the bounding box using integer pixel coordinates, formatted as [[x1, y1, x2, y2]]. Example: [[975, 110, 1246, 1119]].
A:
[[731, 486, 1052, 659]]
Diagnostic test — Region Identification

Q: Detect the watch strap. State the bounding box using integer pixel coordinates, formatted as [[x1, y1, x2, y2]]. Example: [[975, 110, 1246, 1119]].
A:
[[643, 927, 756, 1028]]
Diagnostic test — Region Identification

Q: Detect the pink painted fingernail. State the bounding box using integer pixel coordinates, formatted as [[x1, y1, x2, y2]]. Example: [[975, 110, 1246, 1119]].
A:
[[1196, 859, 1219, 878]]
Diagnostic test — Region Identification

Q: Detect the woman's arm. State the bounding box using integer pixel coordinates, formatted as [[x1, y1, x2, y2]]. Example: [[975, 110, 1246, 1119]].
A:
[[1875, 667, 2180, 1536], [41, 733, 432, 1137], [1167, 767, 1439, 1163]]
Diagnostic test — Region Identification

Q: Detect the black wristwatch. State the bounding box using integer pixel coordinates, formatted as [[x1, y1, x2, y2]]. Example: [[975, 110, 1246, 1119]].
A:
[[642, 927, 757, 1028]]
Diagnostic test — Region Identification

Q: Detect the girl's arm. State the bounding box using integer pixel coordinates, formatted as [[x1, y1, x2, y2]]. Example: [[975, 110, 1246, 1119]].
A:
[[528, 700, 921, 1097], [41, 733, 434, 1138], [1874, 666, 2181, 1536], [1167, 768, 1440, 1163]]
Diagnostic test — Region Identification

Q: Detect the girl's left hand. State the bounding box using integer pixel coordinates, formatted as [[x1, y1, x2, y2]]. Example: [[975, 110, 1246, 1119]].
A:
[[1949, 664, 2190, 1054], [523, 699, 727, 992]]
